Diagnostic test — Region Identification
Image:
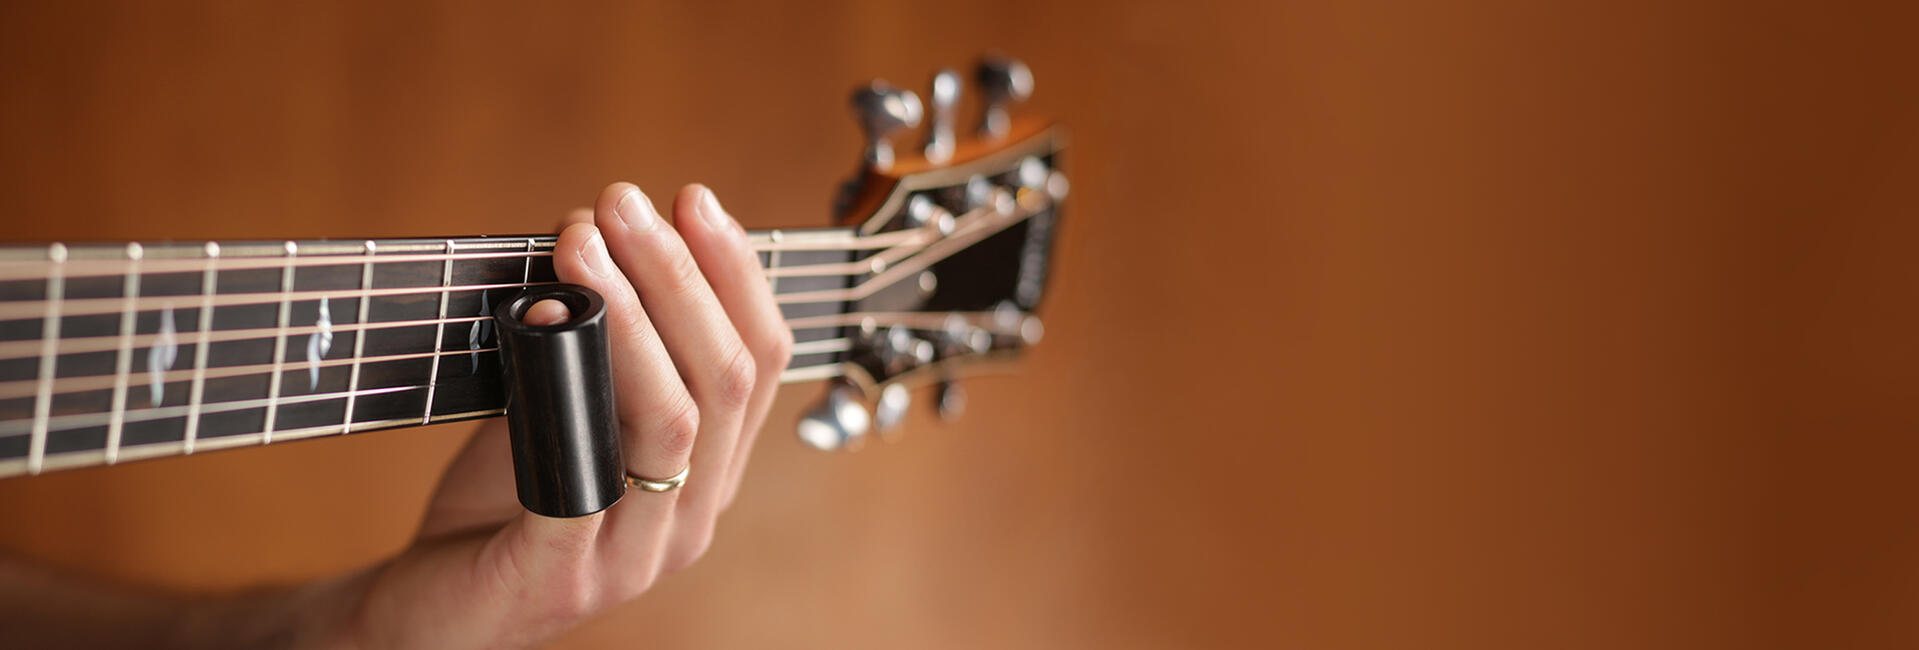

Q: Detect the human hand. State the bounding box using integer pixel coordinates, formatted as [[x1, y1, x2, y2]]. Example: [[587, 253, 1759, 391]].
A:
[[329, 182, 792, 649]]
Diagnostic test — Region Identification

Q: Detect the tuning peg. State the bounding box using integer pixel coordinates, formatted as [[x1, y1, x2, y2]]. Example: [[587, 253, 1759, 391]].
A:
[[975, 54, 1033, 139], [936, 379, 967, 421], [941, 313, 993, 358], [922, 69, 960, 164], [904, 194, 955, 235], [851, 81, 923, 173], [874, 383, 911, 436], [796, 379, 872, 451], [867, 323, 933, 375], [1010, 156, 1049, 191]]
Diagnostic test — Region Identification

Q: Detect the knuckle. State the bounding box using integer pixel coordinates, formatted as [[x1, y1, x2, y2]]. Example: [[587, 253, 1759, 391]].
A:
[[653, 398, 701, 458], [604, 566, 658, 603], [712, 343, 758, 408], [541, 567, 601, 621], [664, 250, 709, 300], [499, 527, 602, 621], [754, 326, 795, 373]]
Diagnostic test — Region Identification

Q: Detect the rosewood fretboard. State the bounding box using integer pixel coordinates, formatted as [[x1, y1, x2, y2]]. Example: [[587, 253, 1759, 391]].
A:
[[0, 229, 881, 477]]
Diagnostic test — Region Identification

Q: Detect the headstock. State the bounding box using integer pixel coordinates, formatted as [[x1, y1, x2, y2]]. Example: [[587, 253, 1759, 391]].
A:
[[798, 55, 1067, 451]]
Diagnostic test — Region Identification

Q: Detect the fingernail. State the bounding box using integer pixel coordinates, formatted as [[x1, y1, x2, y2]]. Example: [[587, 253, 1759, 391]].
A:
[[614, 186, 657, 231], [579, 229, 615, 277], [698, 186, 735, 233]]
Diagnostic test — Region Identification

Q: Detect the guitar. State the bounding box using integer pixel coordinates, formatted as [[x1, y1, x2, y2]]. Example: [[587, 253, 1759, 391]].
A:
[[0, 57, 1064, 480]]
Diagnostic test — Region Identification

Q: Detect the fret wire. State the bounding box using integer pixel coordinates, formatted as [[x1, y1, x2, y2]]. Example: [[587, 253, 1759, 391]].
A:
[[421, 241, 454, 424], [104, 243, 142, 464], [341, 241, 376, 435], [521, 238, 535, 284], [183, 243, 219, 454], [26, 243, 66, 474], [766, 230, 782, 297], [260, 242, 297, 444]]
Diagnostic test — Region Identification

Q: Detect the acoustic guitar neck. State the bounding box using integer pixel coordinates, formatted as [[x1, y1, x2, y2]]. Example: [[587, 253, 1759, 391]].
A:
[[0, 113, 1067, 478]]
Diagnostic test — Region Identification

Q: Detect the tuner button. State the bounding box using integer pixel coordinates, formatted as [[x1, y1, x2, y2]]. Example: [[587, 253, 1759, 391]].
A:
[[1013, 156, 1048, 191], [937, 380, 967, 421], [941, 314, 994, 358], [796, 380, 872, 451], [917, 271, 938, 298], [922, 68, 960, 164], [1047, 170, 1071, 202], [851, 81, 924, 173], [968, 328, 993, 354], [1020, 315, 1045, 346], [878, 324, 917, 373], [976, 54, 1033, 139], [994, 300, 1024, 332], [875, 383, 912, 436], [989, 186, 1018, 216]]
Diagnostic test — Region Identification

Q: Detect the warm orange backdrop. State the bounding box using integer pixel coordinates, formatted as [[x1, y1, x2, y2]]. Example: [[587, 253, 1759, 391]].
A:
[[2, 2, 1917, 649]]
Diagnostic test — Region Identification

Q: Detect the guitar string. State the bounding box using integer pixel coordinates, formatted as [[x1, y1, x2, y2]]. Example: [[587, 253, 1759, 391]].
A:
[[0, 201, 1045, 463], [0, 356, 859, 440], [0, 353, 886, 474], [0, 196, 1032, 314], [0, 227, 919, 282], [0, 360, 857, 473], [0, 306, 1022, 438], [0, 201, 1033, 361], [0, 234, 911, 320]]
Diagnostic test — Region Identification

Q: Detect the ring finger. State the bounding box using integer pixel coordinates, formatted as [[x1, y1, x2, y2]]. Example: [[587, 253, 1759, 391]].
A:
[[548, 222, 699, 504]]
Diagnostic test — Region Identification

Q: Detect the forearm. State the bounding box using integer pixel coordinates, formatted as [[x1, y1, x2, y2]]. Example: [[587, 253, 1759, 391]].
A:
[[0, 555, 374, 650]]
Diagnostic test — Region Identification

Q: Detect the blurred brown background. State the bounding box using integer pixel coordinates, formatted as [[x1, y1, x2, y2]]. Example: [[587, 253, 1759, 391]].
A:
[[1, 1, 1917, 648]]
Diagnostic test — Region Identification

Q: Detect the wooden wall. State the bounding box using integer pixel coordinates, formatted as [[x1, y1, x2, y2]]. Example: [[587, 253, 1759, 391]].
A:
[[1, 2, 1916, 648]]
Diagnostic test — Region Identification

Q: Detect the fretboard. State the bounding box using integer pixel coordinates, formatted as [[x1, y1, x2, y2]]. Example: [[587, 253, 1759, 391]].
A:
[[0, 228, 891, 477]]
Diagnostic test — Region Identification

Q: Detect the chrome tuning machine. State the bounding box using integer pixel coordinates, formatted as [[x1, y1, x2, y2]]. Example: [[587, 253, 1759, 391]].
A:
[[922, 68, 960, 165], [874, 383, 912, 437], [851, 81, 923, 173], [976, 54, 1033, 140], [936, 380, 966, 421], [796, 379, 872, 451]]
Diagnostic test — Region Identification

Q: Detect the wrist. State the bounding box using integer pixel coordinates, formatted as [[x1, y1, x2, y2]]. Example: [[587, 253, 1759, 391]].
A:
[[165, 568, 375, 650]]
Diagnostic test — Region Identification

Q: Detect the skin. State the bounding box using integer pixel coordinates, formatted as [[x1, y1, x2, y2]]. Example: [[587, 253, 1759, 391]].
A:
[[0, 183, 793, 649]]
